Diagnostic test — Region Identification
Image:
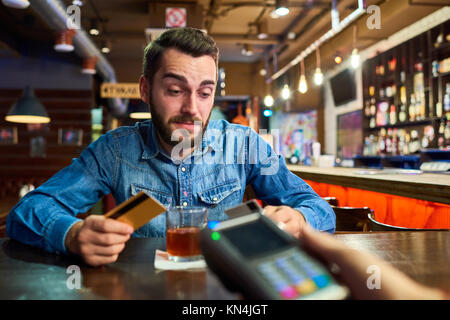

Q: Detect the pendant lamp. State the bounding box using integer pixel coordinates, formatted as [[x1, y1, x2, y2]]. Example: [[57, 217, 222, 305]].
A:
[[5, 86, 50, 124]]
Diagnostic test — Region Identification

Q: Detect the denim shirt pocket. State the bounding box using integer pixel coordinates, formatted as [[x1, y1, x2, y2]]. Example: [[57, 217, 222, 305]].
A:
[[197, 179, 241, 221], [130, 183, 172, 237]]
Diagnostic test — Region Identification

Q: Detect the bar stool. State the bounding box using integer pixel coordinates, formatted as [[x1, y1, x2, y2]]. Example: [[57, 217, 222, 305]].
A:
[[332, 206, 373, 232], [368, 213, 450, 231], [322, 197, 339, 206]]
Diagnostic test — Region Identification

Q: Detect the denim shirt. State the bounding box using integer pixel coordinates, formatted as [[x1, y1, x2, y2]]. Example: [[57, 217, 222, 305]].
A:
[[6, 120, 335, 255]]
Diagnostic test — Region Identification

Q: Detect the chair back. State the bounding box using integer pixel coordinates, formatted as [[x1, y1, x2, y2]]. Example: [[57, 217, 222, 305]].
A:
[[322, 197, 339, 206], [332, 206, 372, 232], [368, 213, 450, 231]]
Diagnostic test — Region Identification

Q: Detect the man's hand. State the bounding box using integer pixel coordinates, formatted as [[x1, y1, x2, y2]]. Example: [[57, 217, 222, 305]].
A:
[[263, 205, 307, 238], [65, 215, 134, 267]]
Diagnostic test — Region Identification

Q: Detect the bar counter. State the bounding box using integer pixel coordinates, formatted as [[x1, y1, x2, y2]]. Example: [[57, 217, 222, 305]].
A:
[[287, 165, 450, 205], [0, 231, 449, 300]]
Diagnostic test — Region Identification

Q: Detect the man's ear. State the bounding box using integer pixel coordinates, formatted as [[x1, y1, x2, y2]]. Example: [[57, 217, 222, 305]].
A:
[[139, 75, 150, 103]]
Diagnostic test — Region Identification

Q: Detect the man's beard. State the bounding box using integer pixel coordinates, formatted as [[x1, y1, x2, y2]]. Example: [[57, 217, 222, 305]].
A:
[[148, 92, 211, 148]]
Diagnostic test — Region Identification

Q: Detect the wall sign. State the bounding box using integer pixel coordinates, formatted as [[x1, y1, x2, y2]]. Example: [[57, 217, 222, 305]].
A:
[[165, 7, 186, 28]]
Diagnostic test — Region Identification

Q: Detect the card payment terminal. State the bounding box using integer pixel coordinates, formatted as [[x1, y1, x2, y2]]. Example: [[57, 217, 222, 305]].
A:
[[200, 201, 349, 300]]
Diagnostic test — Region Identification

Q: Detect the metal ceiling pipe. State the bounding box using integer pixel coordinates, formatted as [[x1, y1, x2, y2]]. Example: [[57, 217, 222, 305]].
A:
[[29, 0, 126, 116]]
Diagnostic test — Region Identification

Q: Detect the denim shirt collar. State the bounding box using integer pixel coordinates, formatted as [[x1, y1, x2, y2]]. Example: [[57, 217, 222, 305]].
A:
[[140, 120, 222, 161]]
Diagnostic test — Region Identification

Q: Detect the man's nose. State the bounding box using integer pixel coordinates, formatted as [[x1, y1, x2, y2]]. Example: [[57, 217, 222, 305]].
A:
[[181, 92, 199, 115]]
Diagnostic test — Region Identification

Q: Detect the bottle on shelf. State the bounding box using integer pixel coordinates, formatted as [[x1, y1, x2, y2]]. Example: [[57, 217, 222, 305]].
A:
[[378, 128, 387, 155], [417, 94, 425, 121], [438, 119, 445, 149], [436, 101, 443, 118], [403, 132, 411, 155], [386, 128, 393, 154], [389, 104, 397, 125], [392, 128, 399, 156], [445, 120, 450, 148], [409, 94, 416, 122], [444, 83, 450, 117], [409, 130, 420, 154]]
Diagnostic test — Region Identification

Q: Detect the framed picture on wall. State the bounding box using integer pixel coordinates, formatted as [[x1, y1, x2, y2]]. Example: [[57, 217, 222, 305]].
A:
[[0, 127, 18, 144], [58, 128, 83, 146]]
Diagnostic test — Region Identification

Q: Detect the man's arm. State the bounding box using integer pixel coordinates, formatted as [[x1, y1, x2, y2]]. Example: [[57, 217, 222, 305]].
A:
[[6, 132, 117, 255], [245, 129, 336, 235]]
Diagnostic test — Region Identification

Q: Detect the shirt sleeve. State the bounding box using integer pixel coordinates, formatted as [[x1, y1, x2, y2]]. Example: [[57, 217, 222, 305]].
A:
[[245, 129, 336, 233], [6, 132, 117, 255]]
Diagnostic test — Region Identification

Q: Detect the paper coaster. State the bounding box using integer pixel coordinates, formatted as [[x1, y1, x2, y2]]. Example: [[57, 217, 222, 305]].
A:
[[154, 249, 206, 270]]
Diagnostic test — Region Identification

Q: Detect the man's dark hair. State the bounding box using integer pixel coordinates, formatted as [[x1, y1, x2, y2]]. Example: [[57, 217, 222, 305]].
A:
[[142, 27, 219, 83]]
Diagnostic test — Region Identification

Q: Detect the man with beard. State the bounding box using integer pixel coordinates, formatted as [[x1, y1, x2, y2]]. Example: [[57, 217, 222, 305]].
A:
[[7, 28, 335, 267]]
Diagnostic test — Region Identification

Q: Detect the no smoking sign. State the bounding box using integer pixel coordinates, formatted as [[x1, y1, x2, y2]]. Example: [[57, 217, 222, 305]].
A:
[[166, 7, 186, 28]]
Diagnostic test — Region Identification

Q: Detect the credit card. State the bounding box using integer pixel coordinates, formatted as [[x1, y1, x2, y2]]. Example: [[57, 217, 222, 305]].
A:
[[104, 191, 167, 230]]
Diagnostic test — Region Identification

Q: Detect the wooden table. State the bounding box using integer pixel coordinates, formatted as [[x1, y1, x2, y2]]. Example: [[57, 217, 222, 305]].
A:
[[0, 231, 448, 299]]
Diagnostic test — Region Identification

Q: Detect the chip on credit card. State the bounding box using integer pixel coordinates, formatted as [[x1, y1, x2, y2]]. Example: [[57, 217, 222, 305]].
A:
[[104, 191, 167, 230]]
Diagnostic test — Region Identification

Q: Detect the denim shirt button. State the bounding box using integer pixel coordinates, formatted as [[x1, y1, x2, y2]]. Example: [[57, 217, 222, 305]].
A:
[[181, 167, 186, 172], [212, 197, 218, 202], [182, 201, 188, 207]]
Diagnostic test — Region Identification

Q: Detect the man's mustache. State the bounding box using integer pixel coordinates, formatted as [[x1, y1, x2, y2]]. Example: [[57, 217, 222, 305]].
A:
[[169, 115, 202, 124]]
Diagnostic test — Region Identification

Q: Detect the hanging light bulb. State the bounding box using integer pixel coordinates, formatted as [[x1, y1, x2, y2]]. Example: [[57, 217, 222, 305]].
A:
[[298, 58, 308, 94], [298, 74, 308, 94], [274, 0, 289, 16], [314, 47, 323, 86], [351, 48, 360, 69], [101, 40, 111, 54], [314, 68, 323, 86], [264, 94, 274, 107], [281, 84, 290, 100], [351, 25, 360, 69]]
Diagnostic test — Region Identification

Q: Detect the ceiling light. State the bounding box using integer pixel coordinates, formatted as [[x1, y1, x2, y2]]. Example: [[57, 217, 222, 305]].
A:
[[314, 68, 323, 86], [1, 0, 29, 9], [101, 40, 111, 54], [241, 44, 254, 56], [128, 100, 151, 119], [334, 52, 343, 64], [274, 0, 289, 16], [281, 84, 290, 100], [351, 25, 360, 69], [314, 47, 323, 86], [287, 32, 296, 40], [5, 86, 50, 124], [259, 68, 267, 76], [257, 21, 268, 39], [298, 74, 308, 94], [81, 57, 97, 74], [298, 59, 308, 94], [54, 29, 76, 52], [89, 19, 100, 36], [72, 0, 83, 6], [264, 94, 274, 107], [351, 48, 360, 69]]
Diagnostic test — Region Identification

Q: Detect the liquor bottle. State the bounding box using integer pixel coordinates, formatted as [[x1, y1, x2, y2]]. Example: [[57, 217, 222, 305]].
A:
[[409, 94, 416, 122], [436, 102, 443, 118], [364, 101, 370, 117], [445, 120, 450, 148], [386, 128, 393, 154], [389, 104, 397, 125], [409, 130, 420, 154], [438, 120, 445, 149], [444, 83, 450, 117], [404, 132, 410, 155], [392, 128, 399, 156], [434, 31, 443, 48], [398, 130, 405, 155], [379, 128, 387, 155], [417, 94, 425, 121]]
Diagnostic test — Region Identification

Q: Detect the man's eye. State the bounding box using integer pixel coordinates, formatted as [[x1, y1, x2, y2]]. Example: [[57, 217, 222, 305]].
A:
[[169, 89, 181, 95], [199, 92, 211, 98]]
